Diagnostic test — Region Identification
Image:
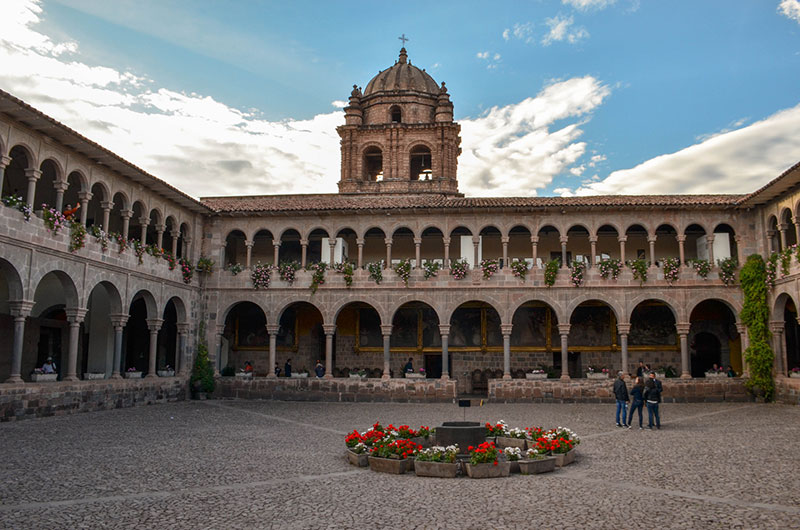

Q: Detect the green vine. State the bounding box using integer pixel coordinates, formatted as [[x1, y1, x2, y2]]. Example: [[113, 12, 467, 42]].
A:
[[543, 259, 559, 287], [739, 254, 774, 401], [367, 261, 383, 284], [780, 246, 793, 276], [628, 258, 648, 286]]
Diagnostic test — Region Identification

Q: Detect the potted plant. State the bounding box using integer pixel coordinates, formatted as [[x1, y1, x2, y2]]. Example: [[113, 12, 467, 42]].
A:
[[495, 427, 528, 450], [30, 368, 57, 382], [368, 439, 421, 474], [190, 326, 215, 399], [291, 369, 309, 378], [157, 364, 175, 377], [405, 368, 425, 379], [464, 441, 509, 478], [502, 446, 522, 473], [411, 425, 434, 447], [547, 427, 580, 467], [83, 372, 105, 380], [413, 445, 459, 478], [586, 366, 609, 379], [518, 446, 556, 475], [124, 367, 142, 379], [196, 256, 214, 274], [705, 366, 727, 378], [344, 430, 370, 467], [791, 367, 800, 379], [349, 369, 368, 379], [484, 420, 508, 443], [526, 368, 547, 380]]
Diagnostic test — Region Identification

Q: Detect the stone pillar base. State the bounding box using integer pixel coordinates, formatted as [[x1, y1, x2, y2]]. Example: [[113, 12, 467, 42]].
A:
[[560, 375, 571, 382], [63, 375, 79, 382], [110, 374, 122, 380], [382, 374, 391, 381], [680, 373, 692, 379], [324, 374, 333, 379], [502, 374, 512, 380], [4, 376, 23, 384], [145, 373, 157, 379], [439, 375, 450, 381]]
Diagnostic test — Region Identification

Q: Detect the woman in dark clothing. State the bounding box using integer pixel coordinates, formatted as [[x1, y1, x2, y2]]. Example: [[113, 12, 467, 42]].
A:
[[627, 376, 645, 429]]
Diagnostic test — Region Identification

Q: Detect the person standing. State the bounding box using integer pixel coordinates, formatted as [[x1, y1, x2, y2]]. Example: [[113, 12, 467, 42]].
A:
[[284, 358, 292, 378], [644, 371, 663, 429], [274, 363, 281, 377], [627, 376, 645, 429], [613, 371, 629, 427], [636, 361, 645, 379]]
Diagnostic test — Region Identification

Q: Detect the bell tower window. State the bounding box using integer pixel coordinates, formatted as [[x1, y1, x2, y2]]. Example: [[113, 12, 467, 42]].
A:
[[364, 147, 383, 181], [390, 106, 402, 123], [409, 145, 432, 181]]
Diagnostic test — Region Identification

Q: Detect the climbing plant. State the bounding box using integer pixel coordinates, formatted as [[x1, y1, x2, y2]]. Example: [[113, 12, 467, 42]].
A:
[[543, 259, 559, 287], [739, 254, 774, 401]]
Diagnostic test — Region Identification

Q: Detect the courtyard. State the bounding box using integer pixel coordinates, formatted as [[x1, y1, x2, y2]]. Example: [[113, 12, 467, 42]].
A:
[[1, 400, 798, 529]]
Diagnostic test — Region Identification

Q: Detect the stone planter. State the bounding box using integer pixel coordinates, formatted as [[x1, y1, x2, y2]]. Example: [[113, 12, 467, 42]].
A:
[[157, 370, 175, 377], [705, 372, 727, 379], [368, 456, 412, 474], [348, 374, 367, 379], [518, 456, 556, 475], [507, 460, 521, 473], [404, 373, 425, 379], [586, 373, 608, 380], [290, 373, 309, 378], [464, 461, 510, 478], [526, 373, 547, 380], [30, 373, 57, 382], [235, 372, 253, 378], [552, 449, 576, 467], [346, 449, 369, 467], [790, 372, 800, 378], [495, 437, 527, 450], [414, 460, 458, 478], [410, 436, 434, 448], [124, 371, 142, 379], [83, 372, 105, 380]]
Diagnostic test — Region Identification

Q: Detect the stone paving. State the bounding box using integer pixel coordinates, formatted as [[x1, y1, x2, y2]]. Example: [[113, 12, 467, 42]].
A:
[[1, 400, 799, 529]]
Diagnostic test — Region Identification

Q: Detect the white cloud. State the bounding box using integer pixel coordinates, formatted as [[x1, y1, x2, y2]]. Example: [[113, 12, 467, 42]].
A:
[[562, 0, 617, 11], [779, 0, 800, 24], [459, 76, 611, 197], [476, 51, 489, 59], [331, 100, 348, 108], [476, 50, 501, 69], [569, 104, 800, 196], [502, 22, 534, 44], [542, 15, 589, 46]]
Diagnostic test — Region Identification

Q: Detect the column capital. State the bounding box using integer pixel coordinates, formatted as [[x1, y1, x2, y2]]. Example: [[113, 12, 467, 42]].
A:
[[676, 235, 686, 242], [778, 223, 789, 231], [472, 235, 481, 244], [24, 168, 41, 180], [617, 236, 627, 243], [734, 234, 742, 242], [647, 236, 657, 243], [215, 324, 225, 335], [413, 237, 422, 245], [675, 322, 691, 335], [137, 216, 150, 226], [501, 236, 509, 244], [245, 240, 254, 248], [272, 239, 282, 247], [588, 236, 598, 243], [559, 236, 569, 244], [384, 238, 393, 246], [120, 209, 133, 220], [323, 324, 336, 335], [442, 237, 451, 245], [356, 238, 365, 246], [77, 191, 93, 202], [175, 322, 190, 334], [155, 224, 166, 234], [146, 318, 164, 332], [438, 324, 450, 335], [53, 180, 69, 192], [557, 323, 571, 335], [500, 323, 513, 335], [65, 307, 88, 323], [8, 300, 35, 318], [109, 313, 129, 328], [266, 324, 280, 334], [735, 322, 746, 334], [530, 235, 539, 244], [617, 323, 631, 334], [100, 200, 114, 210], [769, 321, 784, 333], [380, 324, 393, 336], [705, 234, 715, 242], [0, 155, 10, 168], [300, 238, 309, 246]]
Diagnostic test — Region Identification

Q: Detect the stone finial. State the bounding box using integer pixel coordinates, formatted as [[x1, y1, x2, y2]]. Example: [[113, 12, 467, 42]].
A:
[[398, 47, 408, 64]]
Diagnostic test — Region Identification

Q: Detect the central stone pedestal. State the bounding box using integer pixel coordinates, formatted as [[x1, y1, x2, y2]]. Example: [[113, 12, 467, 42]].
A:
[[435, 421, 485, 453]]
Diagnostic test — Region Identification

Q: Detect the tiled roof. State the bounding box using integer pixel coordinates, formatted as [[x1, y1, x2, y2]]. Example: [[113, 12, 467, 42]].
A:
[[201, 193, 744, 214]]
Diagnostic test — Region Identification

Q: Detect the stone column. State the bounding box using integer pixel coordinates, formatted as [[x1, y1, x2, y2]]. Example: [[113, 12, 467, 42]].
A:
[[300, 239, 308, 268], [794, 219, 800, 250], [323, 324, 335, 378], [138, 216, 149, 243], [24, 168, 41, 209], [531, 236, 539, 267], [145, 318, 163, 378], [589, 236, 597, 268], [120, 210, 133, 240], [648, 236, 657, 267], [184, 237, 193, 260], [327, 238, 336, 265], [6, 300, 33, 383], [617, 323, 630, 375], [559, 236, 568, 268], [64, 308, 88, 381], [778, 224, 788, 250], [442, 237, 450, 270], [274, 239, 282, 266], [384, 238, 392, 269], [244, 240, 254, 269], [414, 237, 422, 268], [109, 313, 129, 379], [176, 322, 189, 375], [558, 323, 570, 380], [101, 201, 114, 232], [769, 321, 786, 376], [356, 238, 364, 269], [706, 234, 715, 267], [676, 323, 691, 378], [501, 236, 509, 268], [77, 191, 92, 226], [676, 235, 686, 265], [618, 236, 627, 264], [54, 180, 68, 212], [381, 324, 392, 379], [734, 235, 744, 266], [0, 155, 10, 196], [155, 224, 165, 250], [501, 324, 513, 380], [170, 230, 180, 257], [766, 230, 776, 254], [472, 235, 480, 268], [267, 324, 279, 378], [439, 324, 450, 379], [735, 322, 748, 377]]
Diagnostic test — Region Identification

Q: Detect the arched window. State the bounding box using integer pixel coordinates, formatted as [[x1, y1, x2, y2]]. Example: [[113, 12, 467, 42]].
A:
[[363, 147, 383, 181], [410, 145, 432, 181], [390, 106, 402, 123]]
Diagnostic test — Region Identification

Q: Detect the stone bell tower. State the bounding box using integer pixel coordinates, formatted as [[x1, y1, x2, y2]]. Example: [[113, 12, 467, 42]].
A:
[[337, 48, 461, 195]]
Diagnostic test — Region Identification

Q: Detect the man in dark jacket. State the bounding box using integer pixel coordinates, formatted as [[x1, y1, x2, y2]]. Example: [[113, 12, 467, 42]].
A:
[[644, 371, 663, 429], [613, 371, 629, 427]]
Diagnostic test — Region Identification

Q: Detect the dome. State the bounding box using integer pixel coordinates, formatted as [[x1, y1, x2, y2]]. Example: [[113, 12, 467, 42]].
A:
[[363, 48, 440, 97]]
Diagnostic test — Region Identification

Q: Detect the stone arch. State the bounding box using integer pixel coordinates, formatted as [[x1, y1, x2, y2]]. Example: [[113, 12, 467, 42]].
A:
[[688, 298, 741, 377], [565, 294, 623, 324], [220, 298, 269, 326], [685, 295, 741, 322], [224, 229, 247, 267], [34, 158, 62, 211], [0, 257, 24, 301], [389, 105, 402, 123], [221, 300, 269, 373], [87, 181, 110, 229], [83, 280, 123, 376], [409, 143, 433, 181], [362, 144, 384, 181], [388, 295, 445, 325], [443, 294, 506, 324], [62, 170, 86, 217], [128, 289, 158, 319], [333, 300, 384, 377], [772, 290, 797, 321], [331, 298, 385, 325], [30, 269, 81, 311], [362, 226, 386, 265], [626, 293, 681, 323]]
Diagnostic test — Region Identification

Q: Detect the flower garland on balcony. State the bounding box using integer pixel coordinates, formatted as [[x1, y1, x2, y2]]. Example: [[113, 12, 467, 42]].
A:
[[740, 254, 774, 401], [112, 232, 128, 253], [718, 257, 737, 286], [689, 258, 711, 279], [333, 261, 354, 287], [278, 260, 301, 284], [450, 258, 469, 280], [597, 258, 621, 280], [543, 259, 559, 287], [145, 244, 163, 258], [393, 258, 412, 286], [251, 262, 271, 289], [226, 262, 242, 276], [42, 204, 68, 234], [628, 258, 648, 286], [662, 257, 680, 285], [367, 261, 383, 284], [480, 258, 499, 280], [510, 258, 528, 281], [163, 251, 178, 271], [765, 253, 778, 289], [780, 245, 794, 276], [132, 239, 145, 264], [196, 256, 214, 274], [1, 194, 32, 221], [68, 222, 86, 253], [88, 225, 109, 252], [570, 260, 585, 287], [179, 258, 193, 284], [422, 260, 440, 280], [307, 262, 327, 293]]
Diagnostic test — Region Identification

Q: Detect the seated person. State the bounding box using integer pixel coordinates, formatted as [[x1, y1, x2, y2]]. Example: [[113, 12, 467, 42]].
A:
[[403, 357, 413, 373], [244, 361, 253, 373], [726, 365, 736, 377], [41, 357, 56, 374]]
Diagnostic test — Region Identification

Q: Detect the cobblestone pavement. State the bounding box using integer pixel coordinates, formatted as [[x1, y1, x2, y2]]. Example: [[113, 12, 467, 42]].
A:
[[1, 400, 799, 529]]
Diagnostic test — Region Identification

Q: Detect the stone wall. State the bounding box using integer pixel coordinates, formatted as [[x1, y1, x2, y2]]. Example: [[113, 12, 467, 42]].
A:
[[0, 378, 186, 421], [775, 377, 800, 405]]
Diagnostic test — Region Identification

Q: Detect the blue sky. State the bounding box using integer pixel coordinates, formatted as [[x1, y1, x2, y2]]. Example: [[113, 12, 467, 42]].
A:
[[1, 0, 799, 198]]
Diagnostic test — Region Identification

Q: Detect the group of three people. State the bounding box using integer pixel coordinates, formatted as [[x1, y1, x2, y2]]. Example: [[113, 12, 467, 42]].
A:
[[613, 370, 663, 430]]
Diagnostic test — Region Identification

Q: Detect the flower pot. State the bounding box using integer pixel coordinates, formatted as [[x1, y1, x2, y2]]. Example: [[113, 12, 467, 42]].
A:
[[368, 456, 411, 474], [518, 456, 556, 475], [414, 460, 458, 478], [507, 460, 521, 473], [157, 370, 175, 377], [290, 373, 309, 378], [346, 449, 369, 467], [30, 373, 57, 382], [124, 371, 142, 379], [790, 372, 800, 379], [705, 372, 727, 379], [526, 373, 547, 380], [495, 437, 527, 450], [404, 373, 425, 379], [235, 372, 253, 378], [552, 449, 576, 467], [348, 374, 366, 379], [83, 372, 105, 380], [464, 461, 510, 478], [586, 373, 608, 380]]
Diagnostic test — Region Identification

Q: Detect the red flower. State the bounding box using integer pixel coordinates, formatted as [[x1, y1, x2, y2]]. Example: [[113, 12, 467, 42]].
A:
[[493, 461, 498, 466]]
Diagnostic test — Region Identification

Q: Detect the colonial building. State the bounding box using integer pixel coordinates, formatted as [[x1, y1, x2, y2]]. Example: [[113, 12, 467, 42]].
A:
[[1, 49, 799, 417]]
